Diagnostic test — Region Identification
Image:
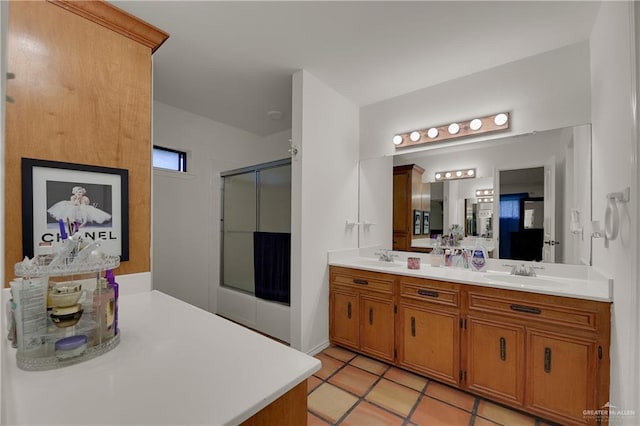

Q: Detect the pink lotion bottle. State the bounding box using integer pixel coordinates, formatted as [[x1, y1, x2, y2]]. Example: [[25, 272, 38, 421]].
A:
[[105, 270, 119, 335]]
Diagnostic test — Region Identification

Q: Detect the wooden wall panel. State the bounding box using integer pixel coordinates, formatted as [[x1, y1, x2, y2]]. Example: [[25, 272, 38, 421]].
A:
[[5, 0, 155, 282]]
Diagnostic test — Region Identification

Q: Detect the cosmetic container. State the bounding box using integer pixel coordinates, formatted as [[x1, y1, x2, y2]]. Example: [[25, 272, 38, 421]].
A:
[[55, 335, 88, 360], [105, 270, 119, 335], [92, 278, 115, 343]]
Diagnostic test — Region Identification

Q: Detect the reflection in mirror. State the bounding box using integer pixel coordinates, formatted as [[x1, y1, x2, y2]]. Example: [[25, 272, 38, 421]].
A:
[[391, 124, 591, 265]]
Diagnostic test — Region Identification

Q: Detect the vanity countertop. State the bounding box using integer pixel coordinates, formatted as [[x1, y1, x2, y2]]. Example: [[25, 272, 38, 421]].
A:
[[3, 290, 320, 425], [329, 254, 612, 302]]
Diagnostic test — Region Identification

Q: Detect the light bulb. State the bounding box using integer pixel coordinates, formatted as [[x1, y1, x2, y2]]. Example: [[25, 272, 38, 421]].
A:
[[476, 190, 481, 196], [484, 190, 489, 195], [435, 173, 442, 180], [467, 169, 475, 176], [445, 172, 452, 178], [494, 113, 508, 126], [410, 131, 421, 142], [393, 135, 403, 145], [490, 198, 494, 202], [448, 123, 460, 135], [470, 119, 482, 131], [456, 171, 463, 177], [427, 127, 439, 138]]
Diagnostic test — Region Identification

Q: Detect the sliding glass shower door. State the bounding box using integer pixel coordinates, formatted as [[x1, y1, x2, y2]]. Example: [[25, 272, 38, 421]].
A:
[[221, 159, 291, 295]]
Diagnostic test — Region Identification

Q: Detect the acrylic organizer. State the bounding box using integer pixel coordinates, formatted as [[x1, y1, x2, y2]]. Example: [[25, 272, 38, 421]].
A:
[[10, 237, 120, 371]]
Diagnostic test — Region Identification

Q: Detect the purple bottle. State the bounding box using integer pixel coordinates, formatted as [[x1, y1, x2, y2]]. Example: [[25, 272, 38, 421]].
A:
[[105, 269, 119, 335]]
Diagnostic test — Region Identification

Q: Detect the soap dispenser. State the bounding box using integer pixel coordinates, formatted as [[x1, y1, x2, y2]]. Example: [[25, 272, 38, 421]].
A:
[[470, 238, 488, 272]]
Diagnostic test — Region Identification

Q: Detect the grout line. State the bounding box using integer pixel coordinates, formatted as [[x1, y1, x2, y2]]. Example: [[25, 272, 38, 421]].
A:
[[311, 347, 553, 426]]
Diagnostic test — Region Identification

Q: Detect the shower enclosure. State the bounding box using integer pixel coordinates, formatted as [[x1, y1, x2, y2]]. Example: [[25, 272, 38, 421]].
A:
[[220, 159, 292, 299]]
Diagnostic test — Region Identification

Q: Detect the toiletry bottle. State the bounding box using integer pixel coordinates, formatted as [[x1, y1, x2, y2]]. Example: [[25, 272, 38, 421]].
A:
[[105, 270, 119, 336], [471, 238, 488, 272], [444, 249, 452, 267], [92, 277, 115, 344]]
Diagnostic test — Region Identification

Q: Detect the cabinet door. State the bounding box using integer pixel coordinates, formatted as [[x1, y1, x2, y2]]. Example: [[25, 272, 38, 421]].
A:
[[398, 304, 459, 386], [360, 295, 395, 362], [330, 289, 359, 350], [467, 317, 525, 406], [526, 330, 598, 424]]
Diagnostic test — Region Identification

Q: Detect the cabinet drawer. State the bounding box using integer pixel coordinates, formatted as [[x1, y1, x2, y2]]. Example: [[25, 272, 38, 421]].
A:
[[400, 279, 459, 308], [468, 291, 597, 332], [331, 267, 394, 295]]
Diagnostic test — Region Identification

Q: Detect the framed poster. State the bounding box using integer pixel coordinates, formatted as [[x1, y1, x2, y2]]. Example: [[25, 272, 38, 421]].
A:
[[22, 158, 129, 261], [422, 211, 430, 235], [413, 209, 421, 235]]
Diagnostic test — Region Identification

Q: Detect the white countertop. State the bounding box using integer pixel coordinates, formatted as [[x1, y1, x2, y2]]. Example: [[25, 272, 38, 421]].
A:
[[3, 290, 320, 425], [328, 251, 612, 302]]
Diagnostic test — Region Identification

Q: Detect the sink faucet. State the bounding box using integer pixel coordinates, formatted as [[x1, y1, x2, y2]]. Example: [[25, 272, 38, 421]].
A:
[[374, 249, 396, 262], [510, 263, 537, 277]]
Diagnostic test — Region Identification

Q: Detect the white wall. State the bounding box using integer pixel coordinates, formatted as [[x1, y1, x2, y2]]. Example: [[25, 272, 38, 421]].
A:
[[152, 101, 290, 320], [291, 70, 359, 354], [590, 1, 639, 419]]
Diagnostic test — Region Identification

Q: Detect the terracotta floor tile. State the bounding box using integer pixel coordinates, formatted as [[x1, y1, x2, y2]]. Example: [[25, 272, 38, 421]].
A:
[[411, 396, 472, 426], [307, 411, 330, 426], [425, 381, 476, 412], [477, 400, 537, 426], [329, 365, 379, 396], [350, 355, 388, 375], [314, 352, 345, 380], [365, 378, 420, 417], [341, 401, 405, 426], [323, 345, 358, 362], [384, 367, 428, 392], [307, 375, 323, 394], [472, 415, 501, 426], [308, 383, 359, 423]]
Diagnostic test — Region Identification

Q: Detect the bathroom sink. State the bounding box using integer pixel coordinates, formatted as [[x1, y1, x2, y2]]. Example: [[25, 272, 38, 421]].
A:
[[355, 259, 403, 268], [484, 274, 570, 289]]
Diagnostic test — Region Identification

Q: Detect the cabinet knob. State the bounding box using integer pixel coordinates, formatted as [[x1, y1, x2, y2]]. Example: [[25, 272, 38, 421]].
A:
[[369, 307, 374, 325], [411, 316, 416, 337], [499, 337, 506, 361], [347, 302, 352, 319]]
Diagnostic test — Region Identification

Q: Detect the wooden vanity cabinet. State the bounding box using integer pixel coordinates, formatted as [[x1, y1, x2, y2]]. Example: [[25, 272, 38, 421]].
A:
[[329, 267, 395, 362], [466, 285, 609, 425], [397, 277, 460, 386], [328, 266, 610, 425]]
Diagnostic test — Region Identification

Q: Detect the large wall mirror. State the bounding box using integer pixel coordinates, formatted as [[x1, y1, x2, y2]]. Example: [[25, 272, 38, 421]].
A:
[[390, 124, 591, 265]]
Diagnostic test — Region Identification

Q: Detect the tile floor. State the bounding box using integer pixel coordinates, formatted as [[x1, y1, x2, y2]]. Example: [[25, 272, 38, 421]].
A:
[[308, 346, 555, 426]]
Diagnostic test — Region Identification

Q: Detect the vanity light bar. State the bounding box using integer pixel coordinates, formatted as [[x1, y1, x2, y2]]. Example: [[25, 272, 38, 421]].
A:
[[434, 168, 476, 181], [478, 197, 494, 203], [392, 112, 510, 149], [475, 188, 494, 197]]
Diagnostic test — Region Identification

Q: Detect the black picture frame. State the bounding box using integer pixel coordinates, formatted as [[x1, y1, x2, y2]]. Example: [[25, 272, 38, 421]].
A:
[[21, 158, 129, 261], [413, 209, 421, 235], [422, 211, 430, 235]]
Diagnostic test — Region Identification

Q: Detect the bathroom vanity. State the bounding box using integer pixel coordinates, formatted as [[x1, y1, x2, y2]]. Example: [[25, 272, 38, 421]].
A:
[[3, 289, 320, 425], [329, 254, 611, 426]]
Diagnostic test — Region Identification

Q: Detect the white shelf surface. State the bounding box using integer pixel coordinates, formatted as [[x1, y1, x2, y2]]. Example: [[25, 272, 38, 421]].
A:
[[3, 290, 320, 425]]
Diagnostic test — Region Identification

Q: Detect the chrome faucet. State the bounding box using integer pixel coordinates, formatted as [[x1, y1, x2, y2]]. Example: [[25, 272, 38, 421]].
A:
[[510, 263, 537, 277], [374, 249, 396, 262]]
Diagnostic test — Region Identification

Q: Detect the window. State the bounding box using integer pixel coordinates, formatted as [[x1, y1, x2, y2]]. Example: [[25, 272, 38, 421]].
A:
[[153, 146, 187, 172]]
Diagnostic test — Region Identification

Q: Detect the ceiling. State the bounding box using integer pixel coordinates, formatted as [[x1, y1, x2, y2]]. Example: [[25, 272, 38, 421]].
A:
[[114, 1, 601, 137]]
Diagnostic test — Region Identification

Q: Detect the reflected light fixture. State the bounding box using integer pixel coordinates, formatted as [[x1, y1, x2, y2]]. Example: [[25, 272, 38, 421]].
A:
[[435, 168, 476, 181], [392, 112, 510, 149], [475, 188, 494, 197]]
